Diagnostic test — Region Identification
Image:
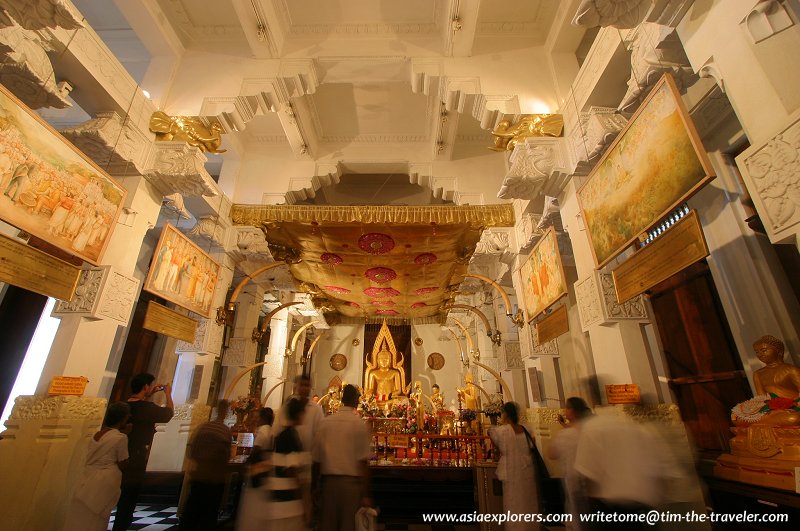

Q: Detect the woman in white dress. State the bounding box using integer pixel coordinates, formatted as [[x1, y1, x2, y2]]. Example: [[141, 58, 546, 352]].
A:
[[62, 402, 131, 531], [489, 402, 539, 531]]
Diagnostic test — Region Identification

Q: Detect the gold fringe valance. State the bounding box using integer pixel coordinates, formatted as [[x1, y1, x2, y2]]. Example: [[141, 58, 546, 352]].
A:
[[230, 204, 515, 228], [335, 315, 447, 326]]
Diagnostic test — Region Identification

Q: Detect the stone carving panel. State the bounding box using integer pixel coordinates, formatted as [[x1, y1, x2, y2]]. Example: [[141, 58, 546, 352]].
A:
[[582, 106, 629, 161], [737, 110, 800, 244], [503, 341, 524, 370], [143, 142, 219, 198], [0, 25, 72, 109], [516, 212, 545, 253], [223, 337, 256, 367], [8, 395, 105, 420], [185, 215, 228, 250], [575, 271, 649, 332], [497, 139, 571, 200], [53, 266, 139, 325], [61, 111, 150, 176], [176, 317, 224, 355]]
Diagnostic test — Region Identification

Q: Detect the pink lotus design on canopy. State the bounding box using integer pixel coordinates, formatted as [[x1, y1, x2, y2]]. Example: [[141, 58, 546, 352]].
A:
[[364, 287, 401, 298], [414, 286, 439, 295], [321, 253, 343, 265], [358, 233, 395, 255], [411, 302, 427, 309], [414, 253, 437, 265], [376, 309, 399, 315], [364, 267, 397, 284], [324, 285, 351, 295], [372, 300, 396, 306]]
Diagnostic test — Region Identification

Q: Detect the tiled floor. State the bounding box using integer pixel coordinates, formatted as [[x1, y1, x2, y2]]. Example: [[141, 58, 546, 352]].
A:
[[107, 504, 492, 530], [108, 505, 179, 530]]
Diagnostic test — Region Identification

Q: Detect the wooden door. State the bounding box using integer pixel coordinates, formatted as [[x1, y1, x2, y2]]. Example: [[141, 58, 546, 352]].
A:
[[648, 261, 751, 452]]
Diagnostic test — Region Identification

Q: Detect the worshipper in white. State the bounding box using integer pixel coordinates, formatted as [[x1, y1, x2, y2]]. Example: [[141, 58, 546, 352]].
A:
[[573, 413, 676, 530], [273, 374, 324, 455], [313, 384, 372, 531], [488, 402, 539, 531], [62, 402, 130, 531], [547, 397, 593, 530]]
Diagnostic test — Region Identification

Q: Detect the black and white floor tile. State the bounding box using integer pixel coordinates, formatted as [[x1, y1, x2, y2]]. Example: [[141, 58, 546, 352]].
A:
[[108, 505, 179, 530]]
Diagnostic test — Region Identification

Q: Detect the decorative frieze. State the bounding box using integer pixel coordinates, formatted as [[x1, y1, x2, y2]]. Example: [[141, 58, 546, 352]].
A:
[[502, 341, 524, 370], [736, 109, 800, 245], [575, 271, 649, 332], [52, 266, 140, 326], [143, 142, 219, 198], [6, 395, 105, 421], [0, 25, 72, 109], [60, 111, 150, 176], [581, 106, 629, 161], [175, 317, 224, 356]]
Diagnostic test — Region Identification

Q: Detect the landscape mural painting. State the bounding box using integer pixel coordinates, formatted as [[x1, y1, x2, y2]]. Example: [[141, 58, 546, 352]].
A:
[[519, 227, 567, 322], [143, 224, 222, 318], [577, 73, 715, 268], [0, 84, 126, 265]]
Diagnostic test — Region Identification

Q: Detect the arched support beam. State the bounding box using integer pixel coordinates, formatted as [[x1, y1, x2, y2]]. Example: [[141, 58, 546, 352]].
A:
[[224, 362, 286, 401], [452, 318, 513, 402], [289, 322, 317, 359], [252, 301, 303, 344], [301, 331, 326, 375], [217, 261, 288, 325], [447, 304, 502, 346]]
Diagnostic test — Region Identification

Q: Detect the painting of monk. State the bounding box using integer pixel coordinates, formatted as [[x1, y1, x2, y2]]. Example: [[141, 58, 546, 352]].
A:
[[0, 85, 126, 264], [143, 224, 221, 318], [577, 73, 715, 267], [519, 227, 567, 322]]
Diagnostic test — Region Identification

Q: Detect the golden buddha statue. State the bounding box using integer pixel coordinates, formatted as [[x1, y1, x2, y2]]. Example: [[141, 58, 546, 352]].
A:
[[457, 372, 479, 411], [431, 384, 444, 412], [411, 381, 425, 429], [364, 320, 407, 405], [489, 113, 564, 151], [716, 335, 800, 491]]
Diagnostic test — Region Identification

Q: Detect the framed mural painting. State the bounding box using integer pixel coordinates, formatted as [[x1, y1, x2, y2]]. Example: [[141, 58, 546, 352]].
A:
[[577, 73, 715, 268], [143, 224, 222, 318], [518, 227, 568, 322], [0, 84, 126, 265]]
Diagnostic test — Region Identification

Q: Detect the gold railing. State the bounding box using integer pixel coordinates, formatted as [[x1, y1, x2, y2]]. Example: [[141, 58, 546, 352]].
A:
[[369, 433, 496, 468]]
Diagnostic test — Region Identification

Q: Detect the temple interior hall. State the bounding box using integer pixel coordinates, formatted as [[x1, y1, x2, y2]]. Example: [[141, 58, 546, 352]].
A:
[[2, 0, 800, 530]]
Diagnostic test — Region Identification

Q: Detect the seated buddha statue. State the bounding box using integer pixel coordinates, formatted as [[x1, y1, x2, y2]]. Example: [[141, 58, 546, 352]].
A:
[[749, 335, 800, 426], [365, 344, 405, 404]]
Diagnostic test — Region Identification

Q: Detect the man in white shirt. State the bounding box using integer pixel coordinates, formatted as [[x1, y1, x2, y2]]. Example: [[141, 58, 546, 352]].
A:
[[274, 374, 324, 452], [312, 384, 372, 531]]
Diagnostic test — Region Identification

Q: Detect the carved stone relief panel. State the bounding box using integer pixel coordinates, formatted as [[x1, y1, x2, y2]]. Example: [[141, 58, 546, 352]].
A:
[[7, 395, 105, 421], [502, 341, 524, 370], [533, 340, 559, 357], [53, 267, 140, 325], [736, 109, 800, 245], [575, 271, 649, 332], [516, 212, 545, 253], [222, 337, 256, 367], [0, 0, 84, 31], [176, 317, 223, 355], [582, 107, 629, 161], [497, 139, 572, 201]]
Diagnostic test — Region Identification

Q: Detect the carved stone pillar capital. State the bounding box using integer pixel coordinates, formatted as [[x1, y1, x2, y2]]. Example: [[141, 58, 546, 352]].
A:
[[581, 106, 629, 162], [143, 142, 219, 198], [0, 0, 84, 31], [574, 271, 649, 332], [60, 111, 151, 176], [0, 24, 71, 109], [185, 215, 230, 250], [497, 138, 573, 201], [619, 23, 697, 113], [52, 266, 140, 326], [175, 317, 224, 356]]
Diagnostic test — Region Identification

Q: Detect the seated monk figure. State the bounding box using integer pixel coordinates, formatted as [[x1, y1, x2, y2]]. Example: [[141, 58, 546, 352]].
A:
[[366, 346, 403, 403], [750, 335, 800, 426]]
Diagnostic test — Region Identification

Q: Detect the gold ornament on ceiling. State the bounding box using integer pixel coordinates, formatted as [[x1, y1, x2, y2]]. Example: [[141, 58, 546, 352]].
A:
[[149, 111, 226, 153], [230, 205, 513, 320], [330, 353, 347, 371], [427, 352, 445, 371], [414, 337, 423, 346], [489, 114, 564, 151]]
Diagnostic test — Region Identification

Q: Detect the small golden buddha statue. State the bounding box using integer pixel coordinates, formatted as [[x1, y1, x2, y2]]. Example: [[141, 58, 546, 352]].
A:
[[149, 111, 227, 153], [489, 113, 564, 151], [411, 381, 425, 429], [717, 335, 800, 491], [457, 372, 479, 411], [431, 384, 444, 412]]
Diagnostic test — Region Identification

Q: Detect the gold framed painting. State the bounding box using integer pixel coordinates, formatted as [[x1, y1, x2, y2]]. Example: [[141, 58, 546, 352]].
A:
[[0, 84, 126, 265], [577, 73, 715, 268], [143, 224, 222, 318], [518, 227, 568, 322]]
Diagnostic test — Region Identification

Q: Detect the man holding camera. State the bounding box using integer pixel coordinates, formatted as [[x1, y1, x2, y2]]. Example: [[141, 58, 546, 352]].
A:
[[113, 373, 174, 531]]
